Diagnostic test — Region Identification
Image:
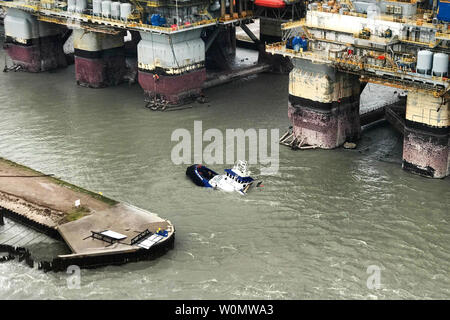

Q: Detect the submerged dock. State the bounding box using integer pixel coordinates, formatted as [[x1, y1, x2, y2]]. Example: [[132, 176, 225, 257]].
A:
[[0, 157, 174, 271]]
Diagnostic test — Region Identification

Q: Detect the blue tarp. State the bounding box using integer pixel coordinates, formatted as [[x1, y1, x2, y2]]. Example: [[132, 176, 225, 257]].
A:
[[438, 0, 450, 22]]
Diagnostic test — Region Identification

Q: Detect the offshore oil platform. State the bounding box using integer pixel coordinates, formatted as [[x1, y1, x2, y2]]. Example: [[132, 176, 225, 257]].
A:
[[0, 0, 449, 179], [268, 0, 450, 178], [0, 0, 303, 103]]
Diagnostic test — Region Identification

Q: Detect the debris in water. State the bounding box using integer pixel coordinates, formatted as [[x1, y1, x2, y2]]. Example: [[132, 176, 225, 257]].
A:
[[343, 142, 357, 149]]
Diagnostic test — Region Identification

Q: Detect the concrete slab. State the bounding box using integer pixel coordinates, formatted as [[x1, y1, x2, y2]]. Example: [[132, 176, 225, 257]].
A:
[[0, 157, 114, 227], [57, 203, 173, 255]]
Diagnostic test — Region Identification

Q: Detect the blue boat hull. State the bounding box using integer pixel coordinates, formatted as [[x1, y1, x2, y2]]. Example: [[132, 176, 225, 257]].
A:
[[186, 164, 218, 188]]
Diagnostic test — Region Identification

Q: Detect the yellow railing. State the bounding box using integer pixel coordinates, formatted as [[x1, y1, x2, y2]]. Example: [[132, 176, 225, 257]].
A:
[[146, 1, 161, 7], [435, 32, 450, 39], [0, 2, 220, 33], [0, 1, 40, 11], [281, 19, 306, 30]]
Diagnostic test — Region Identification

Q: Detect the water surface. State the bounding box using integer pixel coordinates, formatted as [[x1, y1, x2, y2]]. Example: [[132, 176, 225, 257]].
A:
[[0, 38, 449, 299]]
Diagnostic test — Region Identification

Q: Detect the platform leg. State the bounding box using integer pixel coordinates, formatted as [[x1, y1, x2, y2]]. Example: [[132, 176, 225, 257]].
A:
[[288, 59, 361, 149], [137, 30, 206, 106], [73, 29, 126, 88], [402, 91, 449, 178], [4, 9, 68, 72]]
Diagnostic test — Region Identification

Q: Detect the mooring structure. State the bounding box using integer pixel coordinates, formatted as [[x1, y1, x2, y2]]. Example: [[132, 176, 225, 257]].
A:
[[0, 0, 304, 104], [267, 0, 450, 178]]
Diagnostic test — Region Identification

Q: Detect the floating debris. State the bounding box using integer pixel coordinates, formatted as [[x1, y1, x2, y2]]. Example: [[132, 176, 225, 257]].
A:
[[343, 142, 357, 149]]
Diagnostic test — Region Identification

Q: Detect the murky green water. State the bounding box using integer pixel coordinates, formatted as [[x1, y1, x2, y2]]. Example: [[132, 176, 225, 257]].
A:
[[0, 36, 449, 299]]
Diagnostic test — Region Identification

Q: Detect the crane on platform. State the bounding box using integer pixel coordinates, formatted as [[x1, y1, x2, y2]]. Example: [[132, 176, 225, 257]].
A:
[[129, 0, 145, 23]]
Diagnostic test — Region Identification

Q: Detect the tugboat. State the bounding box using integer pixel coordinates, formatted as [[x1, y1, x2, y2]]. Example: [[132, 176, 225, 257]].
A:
[[186, 160, 255, 195]]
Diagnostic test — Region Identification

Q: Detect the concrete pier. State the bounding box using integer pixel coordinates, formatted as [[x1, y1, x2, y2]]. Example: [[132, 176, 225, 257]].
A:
[[73, 29, 126, 88], [402, 91, 449, 178], [288, 59, 361, 149], [0, 157, 175, 271], [3, 8, 67, 72], [58, 203, 171, 256]]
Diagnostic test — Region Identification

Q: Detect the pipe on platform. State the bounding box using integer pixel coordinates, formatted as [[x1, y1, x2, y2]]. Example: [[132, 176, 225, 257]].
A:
[[360, 107, 385, 126], [238, 0, 243, 15], [203, 63, 271, 89], [361, 118, 388, 134], [221, 0, 226, 17]]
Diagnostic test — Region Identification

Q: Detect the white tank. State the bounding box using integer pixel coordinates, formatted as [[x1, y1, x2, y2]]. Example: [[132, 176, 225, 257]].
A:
[[432, 52, 449, 77], [102, 1, 112, 18], [67, 0, 76, 12], [367, 4, 380, 19], [75, 0, 86, 13], [120, 3, 132, 21], [111, 2, 121, 19], [93, 0, 102, 16], [416, 50, 433, 75]]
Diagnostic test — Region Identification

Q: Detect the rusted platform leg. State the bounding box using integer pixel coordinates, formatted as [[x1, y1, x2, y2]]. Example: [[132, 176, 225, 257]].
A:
[[3, 8, 67, 72], [402, 91, 449, 178], [73, 29, 126, 88], [288, 59, 361, 149], [137, 29, 206, 106]]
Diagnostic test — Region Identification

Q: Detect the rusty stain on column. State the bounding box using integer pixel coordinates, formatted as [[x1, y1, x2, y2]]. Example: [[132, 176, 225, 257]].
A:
[[288, 59, 361, 149], [402, 90, 449, 178]]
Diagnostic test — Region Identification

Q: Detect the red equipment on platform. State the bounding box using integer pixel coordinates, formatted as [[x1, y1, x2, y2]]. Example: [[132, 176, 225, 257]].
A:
[[254, 0, 286, 8]]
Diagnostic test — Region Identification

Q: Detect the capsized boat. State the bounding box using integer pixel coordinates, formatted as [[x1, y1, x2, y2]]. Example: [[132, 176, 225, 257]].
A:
[[186, 160, 255, 195]]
